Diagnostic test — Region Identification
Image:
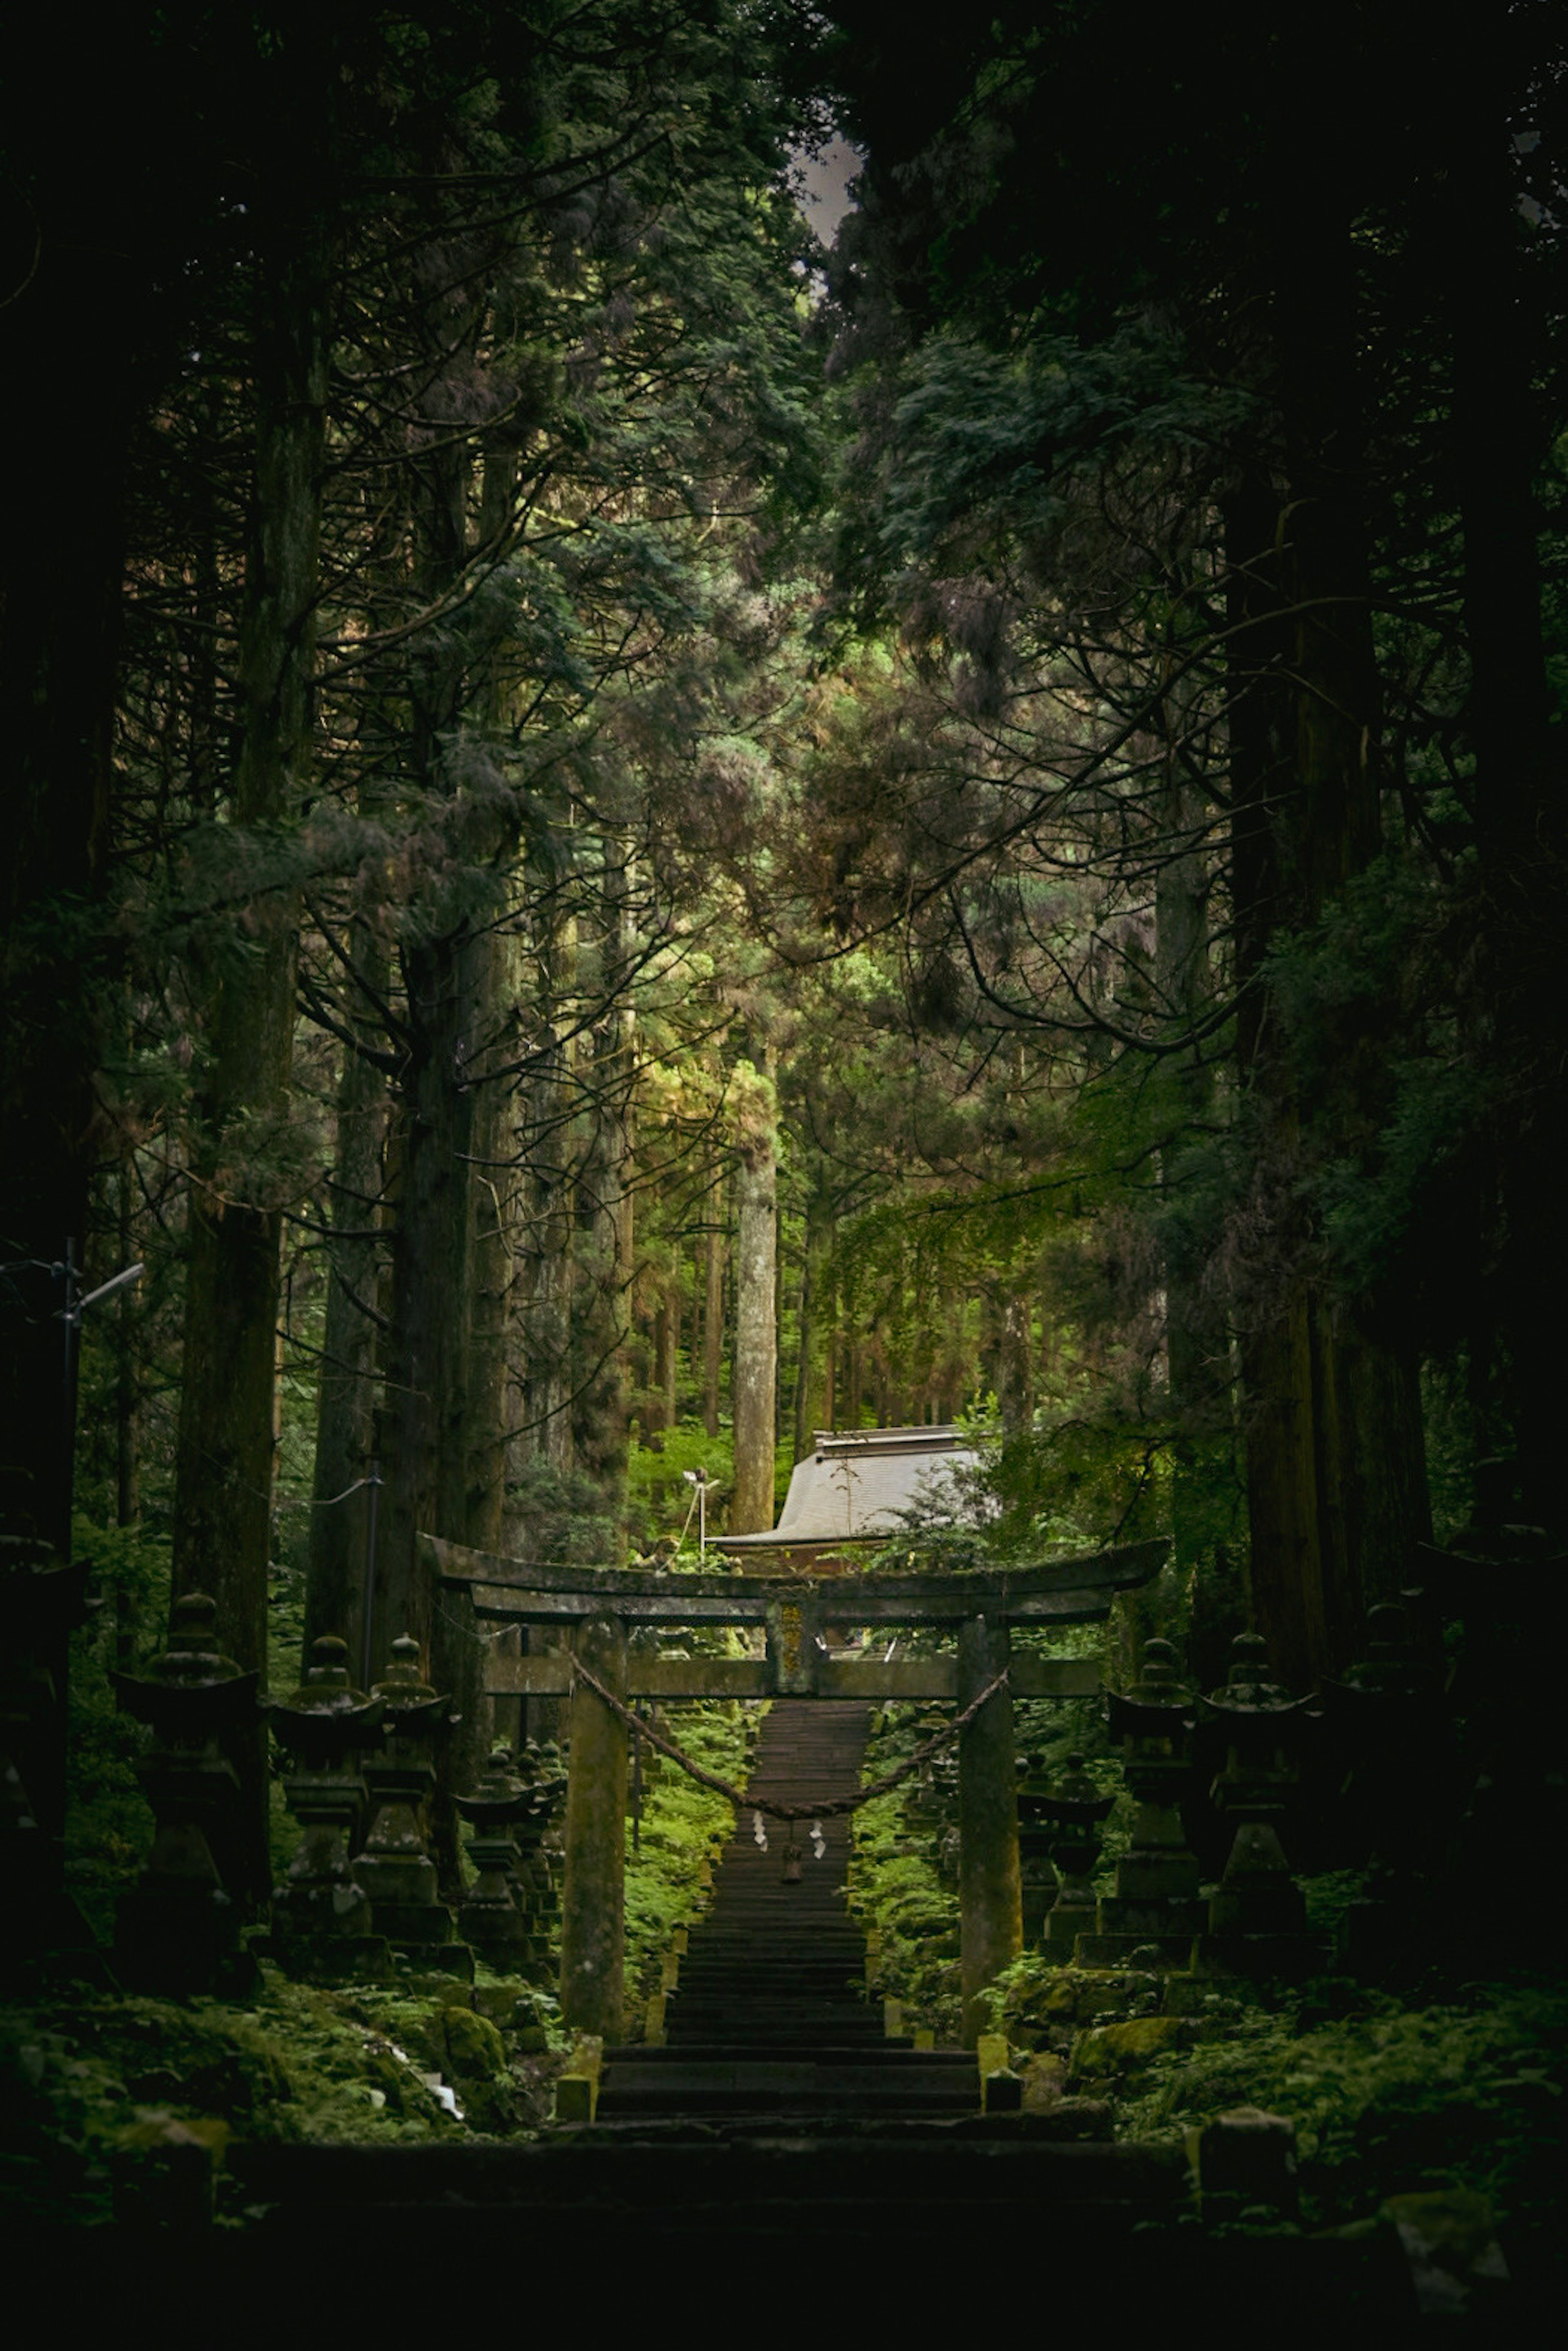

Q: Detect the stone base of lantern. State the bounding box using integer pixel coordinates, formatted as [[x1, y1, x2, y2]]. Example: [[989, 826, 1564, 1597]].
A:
[[1042, 1890, 1098, 1960], [1336, 1888, 1414, 1975], [0, 1887, 109, 1994], [115, 1886, 259, 1999], [461, 1908, 535, 1971], [385, 1930, 474, 1979], [260, 1930, 396, 1983], [258, 1892, 395, 1982], [1192, 1930, 1327, 1981], [1074, 1930, 1200, 1970]]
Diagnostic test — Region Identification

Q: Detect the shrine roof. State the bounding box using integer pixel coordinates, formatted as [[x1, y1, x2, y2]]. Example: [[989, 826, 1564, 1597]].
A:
[[719, 1425, 982, 1551]]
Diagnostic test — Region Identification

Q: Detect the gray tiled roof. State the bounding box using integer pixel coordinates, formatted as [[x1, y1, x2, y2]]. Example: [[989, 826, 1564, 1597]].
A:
[[720, 1426, 982, 1549]]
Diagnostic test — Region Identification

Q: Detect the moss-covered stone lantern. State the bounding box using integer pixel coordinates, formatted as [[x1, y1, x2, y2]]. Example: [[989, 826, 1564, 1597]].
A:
[[266, 1634, 388, 1980], [111, 1592, 260, 1995], [1197, 1632, 1320, 1975], [1077, 1635, 1205, 1968], [351, 1634, 470, 1977], [1034, 1750, 1116, 1962]]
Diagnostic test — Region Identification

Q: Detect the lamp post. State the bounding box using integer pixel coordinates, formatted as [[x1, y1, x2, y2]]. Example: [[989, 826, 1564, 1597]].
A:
[[683, 1466, 709, 1558]]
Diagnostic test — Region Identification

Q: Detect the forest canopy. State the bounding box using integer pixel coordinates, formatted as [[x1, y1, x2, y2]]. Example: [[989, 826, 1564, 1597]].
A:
[[2, 0, 1564, 1769]]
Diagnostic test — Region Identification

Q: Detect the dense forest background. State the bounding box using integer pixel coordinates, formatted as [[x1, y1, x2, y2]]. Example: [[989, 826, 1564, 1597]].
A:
[[3, 0, 1564, 1794]]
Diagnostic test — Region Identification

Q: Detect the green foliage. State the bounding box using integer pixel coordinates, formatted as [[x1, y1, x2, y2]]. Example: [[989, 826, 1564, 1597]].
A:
[[63, 1520, 172, 1943], [1116, 1978, 1568, 2243], [628, 1416, 797, 1551], [849, 1787, 960, 2043], [0, 1972, 462, 2223], [983, 1935, 1566, 2251], [846, 1706, 962, 2040]]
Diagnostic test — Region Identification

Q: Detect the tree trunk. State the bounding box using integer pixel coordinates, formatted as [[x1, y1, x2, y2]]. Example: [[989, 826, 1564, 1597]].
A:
[[570, 860, 635, 1547], [170, 230, 328, 1898], [0, 352, 125, 1563], [514, 907, 578, 1502], [792, 1178, 835, 1463], [1444, 57, 1566, 1527], [304, 926, 389, 1670], [1225, 198, 1430, 1685], [1156, 724, 1227, 1580], [703, 1209, 725, 1439], [656, 1275, 679, 1433], [462, 929, 519, 1556], [729, 1060, 778, 1532], [374, 276, 490, 1680]]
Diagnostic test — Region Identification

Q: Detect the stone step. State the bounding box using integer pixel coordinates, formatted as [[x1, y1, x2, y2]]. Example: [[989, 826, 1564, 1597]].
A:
[[230, 2135, 1189, 2218], [633, 1698, 892, 2085], [596, 2064, 980, 2118], [601, 2042, 972, 2065]]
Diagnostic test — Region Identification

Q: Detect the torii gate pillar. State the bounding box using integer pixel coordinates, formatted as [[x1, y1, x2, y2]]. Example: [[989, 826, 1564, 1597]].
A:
[[958, 1615, 1021, 2046], [559, 1614, 627, 2041]]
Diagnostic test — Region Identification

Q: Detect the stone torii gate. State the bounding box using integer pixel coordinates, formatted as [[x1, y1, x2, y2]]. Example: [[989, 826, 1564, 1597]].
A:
[[423, 1533, 1166, 2044]]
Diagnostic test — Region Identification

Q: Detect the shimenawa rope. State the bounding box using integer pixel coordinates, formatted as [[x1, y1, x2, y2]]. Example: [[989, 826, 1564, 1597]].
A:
[[567, 1656, 1011, 1820]]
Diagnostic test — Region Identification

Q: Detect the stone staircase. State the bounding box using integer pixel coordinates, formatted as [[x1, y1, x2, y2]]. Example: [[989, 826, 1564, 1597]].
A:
[[193, 1697, 1424, 2315], [595, 1697, 978, 2124]]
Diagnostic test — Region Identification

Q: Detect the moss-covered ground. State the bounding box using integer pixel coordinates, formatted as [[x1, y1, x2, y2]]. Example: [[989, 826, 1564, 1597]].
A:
[[845, 1653, 1565, 2276], [621, 1693, 754, 2023], [0, 1961, 577, 2225]]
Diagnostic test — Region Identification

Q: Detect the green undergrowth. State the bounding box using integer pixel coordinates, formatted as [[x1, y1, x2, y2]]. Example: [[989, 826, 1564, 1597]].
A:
[[848, 1704, 962, 2040], [846, 1645, 1126, 2044], [628, 1414, 792, 1551], [848, 1786, 961, 2041], [0, 1961, 574, 2224], [984, 1947, 1567, 2251], [621, 1694, 755, 2019], [1117, 1976, 1568, 2245]]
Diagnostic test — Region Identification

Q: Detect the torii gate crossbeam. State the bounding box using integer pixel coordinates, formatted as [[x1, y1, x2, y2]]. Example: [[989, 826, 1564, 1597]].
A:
[[423, 1534, 1167, 2043]]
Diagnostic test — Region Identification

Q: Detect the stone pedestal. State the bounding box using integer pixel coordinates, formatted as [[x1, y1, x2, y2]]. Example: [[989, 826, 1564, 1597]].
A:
[[265, 1636, 390, 1981], [352, 1635, 470, 1978], [112, 1594, 260, 1997]]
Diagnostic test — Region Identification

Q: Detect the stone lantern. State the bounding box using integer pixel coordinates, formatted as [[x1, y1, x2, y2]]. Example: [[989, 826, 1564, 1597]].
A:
[[1077, 1636, 1205, 1968], [1322, 1600, 1449, 1970], [456, 1742, 551, 1969], [1197, 1632, 1320, 1975], [266, 1635, 388, 1980], [1013, 1750, 1061, 1947], [1033, 1751, 1116, 1962], [0, 1542, 98, 1976], [112, 1592, 260, 1995], [507, 1740, 568, 1968], [351, 1634, 470, 1977]]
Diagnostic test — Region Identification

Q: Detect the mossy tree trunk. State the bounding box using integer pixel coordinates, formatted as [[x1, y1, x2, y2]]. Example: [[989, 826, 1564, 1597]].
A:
[[1226, 197, 1430, 1687], [170, 225, 329, 1900], [792, 1173, 835, 1463], [304, 924, 390, 1673], [703, 1207, 725, 1440], [729, 1060, 778, 1532]]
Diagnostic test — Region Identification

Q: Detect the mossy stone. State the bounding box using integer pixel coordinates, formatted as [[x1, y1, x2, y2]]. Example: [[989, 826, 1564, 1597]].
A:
[[441, 2007, 507, 2080], [1071, 2015, 1187, 2079]]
